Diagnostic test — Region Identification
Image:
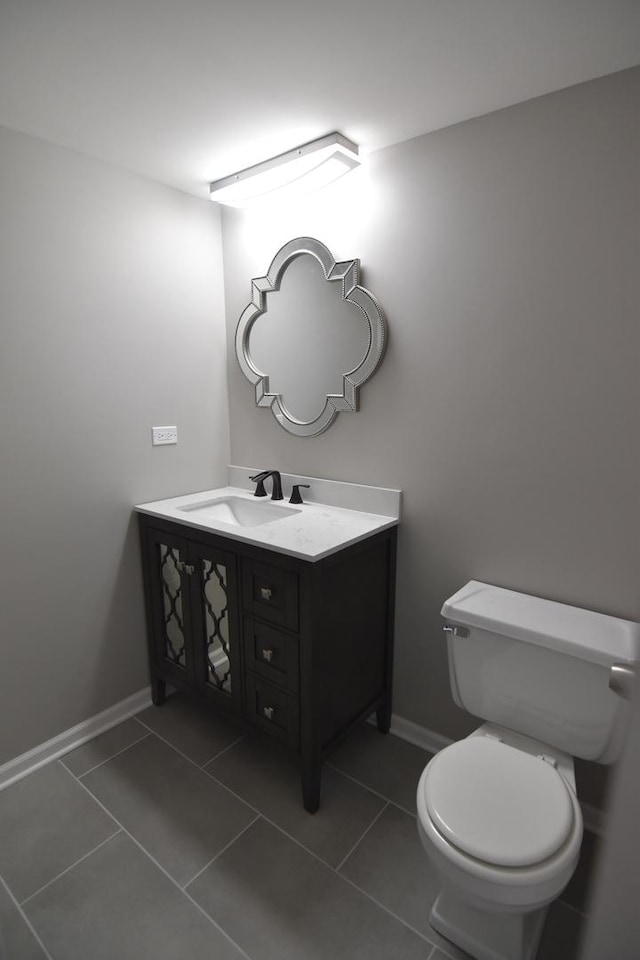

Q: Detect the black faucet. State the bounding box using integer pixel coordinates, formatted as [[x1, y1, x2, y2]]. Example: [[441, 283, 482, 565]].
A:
[[249, 470, 283, 501], [289, 484, 310, 504]]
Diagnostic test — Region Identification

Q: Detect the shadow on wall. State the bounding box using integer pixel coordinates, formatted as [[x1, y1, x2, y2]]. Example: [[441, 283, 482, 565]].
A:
[[89, 515, 151, 718]]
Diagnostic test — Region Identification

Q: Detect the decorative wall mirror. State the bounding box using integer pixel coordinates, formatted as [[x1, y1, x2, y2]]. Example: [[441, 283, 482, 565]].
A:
[[235, 237, 386, 437]]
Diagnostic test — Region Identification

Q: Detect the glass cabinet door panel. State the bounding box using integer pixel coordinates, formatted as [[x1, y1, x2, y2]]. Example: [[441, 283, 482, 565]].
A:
[[159, 544, 187, 668], [201, 559, 231, 695]]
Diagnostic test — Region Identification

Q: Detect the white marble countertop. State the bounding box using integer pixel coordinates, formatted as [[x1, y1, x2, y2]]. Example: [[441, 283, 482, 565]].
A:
[[135, 477, 400, 562]]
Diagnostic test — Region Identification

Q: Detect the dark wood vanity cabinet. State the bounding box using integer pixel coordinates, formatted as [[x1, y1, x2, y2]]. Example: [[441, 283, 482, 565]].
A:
[[138, 514, 397, 812]]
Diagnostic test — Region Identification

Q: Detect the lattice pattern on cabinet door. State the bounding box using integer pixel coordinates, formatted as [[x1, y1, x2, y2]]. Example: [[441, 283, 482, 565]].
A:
[[159, 545, 186, 666], [201, 560, 231, 693]]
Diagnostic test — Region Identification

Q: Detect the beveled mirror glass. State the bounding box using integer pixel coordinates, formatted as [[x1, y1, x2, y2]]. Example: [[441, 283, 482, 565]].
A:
[[235, 237, 386, 437]]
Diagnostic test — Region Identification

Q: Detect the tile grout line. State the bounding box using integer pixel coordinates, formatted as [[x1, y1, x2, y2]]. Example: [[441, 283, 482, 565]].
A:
[[0, 873, 56, 960], [7, 712, 589, 960], [80, 719, 575, 956], [182, 814, 261, 889], [130, 725, 442, 948], [197, 761, 406, 880], [325, 761, 420, 818], [69, 725, 439, 953], [385, 797, 418, 819], [199, 732, 248, 768], [556, 898, 588, 920], [97, 724, 308, 878], [69, 771, 257, 960], [328, 863, 440, 952], [64, 731, 152, 779], [223, 808, 440, 953], [234, 779, 586, 959], [334, 801, 390, 873], [330, 762, 590, 927], [133, 716, 247, 770], [138, 711, 416, 825], [135, 713, 403, 825], [75, 724, 590, 921], [134, 715, 160, 734], [135, 723, 245, 781], [132, 726, 265, 815], [60, 715, 506, 955], [19, 828, 123, 906]]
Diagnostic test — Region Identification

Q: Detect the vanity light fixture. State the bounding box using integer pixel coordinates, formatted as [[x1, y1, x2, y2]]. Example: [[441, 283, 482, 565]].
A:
[[208, 132, 360, 208]]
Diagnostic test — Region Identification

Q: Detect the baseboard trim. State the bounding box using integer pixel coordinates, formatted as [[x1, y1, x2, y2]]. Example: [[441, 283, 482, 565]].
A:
[[0, 688, 152, 792], [375, 712, 606, 836], [579, 801, 604, 836], [1, 692, 606, 836], [387, 713, 454, 755]]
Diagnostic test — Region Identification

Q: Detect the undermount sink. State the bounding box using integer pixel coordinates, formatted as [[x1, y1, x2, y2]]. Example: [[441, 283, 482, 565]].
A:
[[178, 496, 301, 527]]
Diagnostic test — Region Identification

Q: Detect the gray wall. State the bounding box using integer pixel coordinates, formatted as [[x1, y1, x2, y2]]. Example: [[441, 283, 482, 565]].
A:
[[0, 125, 229, 766], [222, 68, 640, 809]]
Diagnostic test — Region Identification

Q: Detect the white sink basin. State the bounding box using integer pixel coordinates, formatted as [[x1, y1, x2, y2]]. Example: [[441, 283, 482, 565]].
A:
[[178, 496, 301, 527]]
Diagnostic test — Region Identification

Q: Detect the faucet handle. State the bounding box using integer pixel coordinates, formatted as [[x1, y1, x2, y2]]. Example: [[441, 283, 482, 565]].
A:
[[249, 472, 269, 497], [289, 484, 310, 505]]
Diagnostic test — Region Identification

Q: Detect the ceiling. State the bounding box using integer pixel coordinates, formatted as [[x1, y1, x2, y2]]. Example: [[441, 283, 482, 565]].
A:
[[1, 0, 638, 200]]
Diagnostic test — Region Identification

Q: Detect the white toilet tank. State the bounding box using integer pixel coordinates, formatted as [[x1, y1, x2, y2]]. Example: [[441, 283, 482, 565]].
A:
[[441, 582, 640, 763]]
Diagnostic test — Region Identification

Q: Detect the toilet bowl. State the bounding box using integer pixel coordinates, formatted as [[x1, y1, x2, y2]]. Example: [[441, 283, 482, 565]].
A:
[[417, 726, 583, 960]]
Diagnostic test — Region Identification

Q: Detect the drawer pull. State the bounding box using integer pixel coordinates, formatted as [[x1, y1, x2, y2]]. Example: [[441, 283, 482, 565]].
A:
[[263, 705, 275, 721], [261, 647, 275, 664], [260, 586, 273, 601]]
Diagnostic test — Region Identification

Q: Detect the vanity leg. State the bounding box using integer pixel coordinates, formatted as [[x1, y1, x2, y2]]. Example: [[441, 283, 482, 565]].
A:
[[301, 761, 321, 813], [151, 677, 167, 706], [376, 699, 392, 734]]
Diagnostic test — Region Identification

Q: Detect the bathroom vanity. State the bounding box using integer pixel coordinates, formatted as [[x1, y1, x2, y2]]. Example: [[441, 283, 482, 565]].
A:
[[135, 471, 400, 811]]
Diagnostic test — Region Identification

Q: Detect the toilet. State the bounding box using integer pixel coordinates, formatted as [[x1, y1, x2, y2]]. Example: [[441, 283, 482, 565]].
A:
[[416, 580, 639, 960]]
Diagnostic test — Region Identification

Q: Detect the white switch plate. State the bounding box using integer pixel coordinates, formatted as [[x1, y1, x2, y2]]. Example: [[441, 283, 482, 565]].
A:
[[152, 425, 178, 445]]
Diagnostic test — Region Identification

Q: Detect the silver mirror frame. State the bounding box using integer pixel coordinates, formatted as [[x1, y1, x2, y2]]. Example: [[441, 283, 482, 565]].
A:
[[235, 237, 386, 437]]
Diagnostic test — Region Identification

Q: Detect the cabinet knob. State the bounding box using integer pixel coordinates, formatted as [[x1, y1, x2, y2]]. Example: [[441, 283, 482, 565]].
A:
[[263, 705, 275, 720], [260, 586, 273, 601], [261, 647, 274, 664]]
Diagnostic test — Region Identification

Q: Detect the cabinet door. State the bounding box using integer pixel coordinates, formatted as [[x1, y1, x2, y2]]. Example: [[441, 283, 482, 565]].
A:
[[144, 527, 196, 686], [188, 541, 242, 715]]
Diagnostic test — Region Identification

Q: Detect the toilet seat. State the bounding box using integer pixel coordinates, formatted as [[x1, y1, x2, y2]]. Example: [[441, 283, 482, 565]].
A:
[[422, 737, 575, 867]]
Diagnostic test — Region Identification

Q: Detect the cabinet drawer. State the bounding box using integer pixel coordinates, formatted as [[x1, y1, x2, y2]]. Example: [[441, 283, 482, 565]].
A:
[[243, 618, 299, 694], [242, 559, 298, 631], [244, 674, 299, 748]]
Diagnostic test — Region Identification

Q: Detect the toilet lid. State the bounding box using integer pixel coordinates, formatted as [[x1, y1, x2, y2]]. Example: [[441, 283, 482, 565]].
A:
[[423, 737, 574, 867]]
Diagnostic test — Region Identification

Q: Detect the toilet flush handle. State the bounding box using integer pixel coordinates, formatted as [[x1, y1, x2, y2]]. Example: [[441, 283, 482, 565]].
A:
[[609, 663, 636, 701], [442, 625, 469, 638]]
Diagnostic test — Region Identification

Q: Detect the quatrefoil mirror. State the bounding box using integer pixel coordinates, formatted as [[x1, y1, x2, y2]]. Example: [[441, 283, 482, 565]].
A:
[[235, 237, 386, 437]]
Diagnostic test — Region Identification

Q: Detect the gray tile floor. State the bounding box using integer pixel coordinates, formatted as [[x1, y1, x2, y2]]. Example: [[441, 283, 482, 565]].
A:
[[0, 695, 596, 960]]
